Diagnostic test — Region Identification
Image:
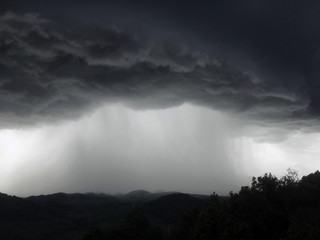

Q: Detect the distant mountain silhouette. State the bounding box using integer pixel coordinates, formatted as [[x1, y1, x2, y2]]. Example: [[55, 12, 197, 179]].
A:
[[145, 193, 204, 225], [27, 192, 119, 205], [2, 170, 320, 240], [0, 190, 207, 240], [118, 190, 177, 203]]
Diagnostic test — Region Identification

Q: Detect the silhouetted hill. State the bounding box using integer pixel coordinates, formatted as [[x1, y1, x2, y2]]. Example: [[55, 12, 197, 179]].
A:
[[118, 190, 156, 203], [27, 192, 119, 206], [0, 191, 208, 239], [0, 192, 131, 240], [190, 193, 210, 200], [118, 190, 178, 203], [145, 193, 205, 225], [3, 171, 320, 240], [0, 193, 45, 222]]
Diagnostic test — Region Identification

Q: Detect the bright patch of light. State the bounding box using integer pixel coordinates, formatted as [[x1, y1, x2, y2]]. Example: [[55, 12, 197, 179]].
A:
[[233, 137, 291, 176], [233, 132, 320, 178], [0, 128, 44, 186]]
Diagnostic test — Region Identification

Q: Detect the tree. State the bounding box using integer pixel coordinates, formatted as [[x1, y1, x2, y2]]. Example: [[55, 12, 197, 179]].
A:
[[193, 193, 227, 240]]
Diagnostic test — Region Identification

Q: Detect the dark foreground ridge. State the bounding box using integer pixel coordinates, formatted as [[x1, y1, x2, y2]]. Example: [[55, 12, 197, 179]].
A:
[[1, 170, 320, 239]]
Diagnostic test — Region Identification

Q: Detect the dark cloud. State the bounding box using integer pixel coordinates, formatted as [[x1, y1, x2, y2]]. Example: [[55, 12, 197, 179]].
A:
[[2, 1, 320, 196], [0, 3, 319, 128]]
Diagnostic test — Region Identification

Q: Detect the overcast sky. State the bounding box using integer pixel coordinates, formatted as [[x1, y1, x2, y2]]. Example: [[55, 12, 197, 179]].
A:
[[1, 0, 320, 196]]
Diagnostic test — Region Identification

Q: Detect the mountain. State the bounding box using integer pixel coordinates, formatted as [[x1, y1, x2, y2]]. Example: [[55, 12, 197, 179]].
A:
[[0, 191, 208, 240], [118, 190, 177, 203], [2, 171, 320, 240], [27, 192, 119, 206], [145, 193, 205, 225]]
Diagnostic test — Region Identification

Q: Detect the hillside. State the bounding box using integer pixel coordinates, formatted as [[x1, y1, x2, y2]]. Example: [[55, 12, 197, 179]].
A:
[[0, 191, 207, 240], [2, 170, 320, 240]]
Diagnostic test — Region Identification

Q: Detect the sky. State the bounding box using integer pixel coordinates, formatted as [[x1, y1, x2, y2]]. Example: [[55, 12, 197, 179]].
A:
[[1, 0, 320, 196]]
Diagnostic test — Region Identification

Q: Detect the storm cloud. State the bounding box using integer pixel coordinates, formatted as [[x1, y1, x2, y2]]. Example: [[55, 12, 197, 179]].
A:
[[0, 5, 318, 128], [1, 1, 320, 196]]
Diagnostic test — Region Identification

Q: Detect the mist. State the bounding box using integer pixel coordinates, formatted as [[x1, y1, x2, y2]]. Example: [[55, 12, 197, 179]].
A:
[[0, 104, 244, 196], [1, 103, 319, 197]]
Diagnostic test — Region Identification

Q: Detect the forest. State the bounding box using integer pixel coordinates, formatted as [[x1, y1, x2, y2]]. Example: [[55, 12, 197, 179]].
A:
[[1, 169, 320, 240]]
